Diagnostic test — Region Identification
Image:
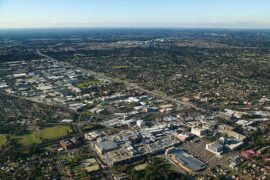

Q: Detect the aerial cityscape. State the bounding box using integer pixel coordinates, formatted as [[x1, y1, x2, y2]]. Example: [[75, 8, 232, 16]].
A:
[[0, 0, 270, 180]]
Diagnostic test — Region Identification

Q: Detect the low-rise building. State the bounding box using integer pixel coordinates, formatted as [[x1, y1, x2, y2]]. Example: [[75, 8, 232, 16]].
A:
[[174, 132, 191, 142], [136, 120, 145, 128], [191, 127, 208, 137], [85, 132, 100, 141], [219, 130, 246, 141], [60, 140, 73, 150], [82, 158, 100, 174], [105, 148, 134, 167]]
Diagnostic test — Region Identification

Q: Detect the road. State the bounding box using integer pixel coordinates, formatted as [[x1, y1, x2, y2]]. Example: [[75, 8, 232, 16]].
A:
[[36, 49, 203, 112], [77, 67, 203, 112]]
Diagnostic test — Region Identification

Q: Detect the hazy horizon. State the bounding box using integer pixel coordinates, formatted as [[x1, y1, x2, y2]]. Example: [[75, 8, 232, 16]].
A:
[[0, 0, 270, 29]]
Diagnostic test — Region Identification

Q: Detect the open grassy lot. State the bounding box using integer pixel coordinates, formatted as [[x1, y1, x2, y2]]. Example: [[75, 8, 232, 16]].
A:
[[74, 79, 101, 89], [41, 125, 70, 140], [134, 163, 147, 171], [81, 123, 104, 132], [112, 65, 130, 69], [13, 125, 70, 146], [112, 65, 141, 69], [0, 135, 7, 146]]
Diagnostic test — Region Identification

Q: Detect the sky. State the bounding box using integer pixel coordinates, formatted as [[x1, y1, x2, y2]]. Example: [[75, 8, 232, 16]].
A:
[[0, 0, 269, 29]]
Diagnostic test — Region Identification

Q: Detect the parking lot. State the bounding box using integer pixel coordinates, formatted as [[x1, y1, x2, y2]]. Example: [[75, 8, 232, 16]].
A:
[[181, 139, 215, 161], [180, 139, 238, 173]]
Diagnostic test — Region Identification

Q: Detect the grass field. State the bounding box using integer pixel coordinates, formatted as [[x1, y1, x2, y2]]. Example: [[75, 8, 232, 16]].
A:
[[0, 135, 7, 146], [242, 53, 257, 57], [13, 125, 70, 146], [134, 163, 147, 171], [112, 65, 129, 69], [75, 80, 101, 89], [112, 65, 141, 69]]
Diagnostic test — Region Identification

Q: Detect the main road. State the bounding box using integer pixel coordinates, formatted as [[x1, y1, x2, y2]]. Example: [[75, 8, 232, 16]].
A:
[[36, 49, 203, 112]]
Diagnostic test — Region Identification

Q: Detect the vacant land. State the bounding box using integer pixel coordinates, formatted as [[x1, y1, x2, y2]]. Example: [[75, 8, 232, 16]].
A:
[[13, 125, 70, 146], [0, 135, 7, 146], [112, 65, 130, 69], [134, 163, 148, 171], [75, 79, 101, 89]]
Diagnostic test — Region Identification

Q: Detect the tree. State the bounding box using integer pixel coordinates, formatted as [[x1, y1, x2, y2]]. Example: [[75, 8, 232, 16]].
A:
[[131, 157, 183, 180]]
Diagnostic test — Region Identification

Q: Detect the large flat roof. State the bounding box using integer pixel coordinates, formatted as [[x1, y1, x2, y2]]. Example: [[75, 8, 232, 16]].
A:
[[209, 142, 223, 149], [98, 140, 118, 151], [170, 149, 207, 172]]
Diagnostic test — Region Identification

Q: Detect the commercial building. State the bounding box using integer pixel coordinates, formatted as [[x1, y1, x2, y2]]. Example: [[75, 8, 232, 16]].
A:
[[105, 148, 134, 167], [191, 127, 208, 137], [60, 137, 82, 150], [229, 155, 240, 169], [206, 142, 224, 156], [174, 132, 191, 142], [85, 132, 100, 141], [13, 73, 27, 78], [95, 140, 118, 154], [82, 158, 100, 174], [165, 148, 207, 174], [219, 130, 246, 141]]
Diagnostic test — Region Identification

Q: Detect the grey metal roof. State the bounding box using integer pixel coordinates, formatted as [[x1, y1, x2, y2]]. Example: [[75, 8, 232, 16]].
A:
[[171, 149, 207, 171], [98, 140, 118, 151]]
